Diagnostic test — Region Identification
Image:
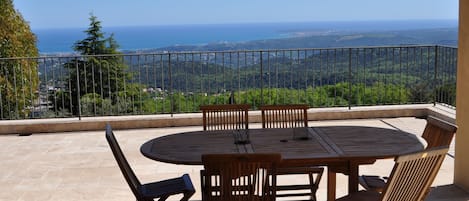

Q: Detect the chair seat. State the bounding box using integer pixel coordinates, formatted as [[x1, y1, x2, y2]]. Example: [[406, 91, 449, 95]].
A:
[[277, 166, 323, 175], [336, 190, 381, 201], [358, 175, 387, 193], [141, 174, 195, 199]]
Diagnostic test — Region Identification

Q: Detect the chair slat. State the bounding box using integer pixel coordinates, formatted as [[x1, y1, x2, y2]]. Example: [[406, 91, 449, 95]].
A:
[[381, 147, 449, 201], [260, 104, 309, 129], [201, 153, 281, 201], [200, 104, 250, 131]]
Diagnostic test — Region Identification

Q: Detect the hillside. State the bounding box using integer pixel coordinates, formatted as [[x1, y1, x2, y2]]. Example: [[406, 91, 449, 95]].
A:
[[127, 28, 457, 53]]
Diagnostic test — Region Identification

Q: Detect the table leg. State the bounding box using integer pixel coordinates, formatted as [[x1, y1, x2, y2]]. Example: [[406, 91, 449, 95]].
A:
[[348, 161, 359, 193], [327, 169, 336, 201]]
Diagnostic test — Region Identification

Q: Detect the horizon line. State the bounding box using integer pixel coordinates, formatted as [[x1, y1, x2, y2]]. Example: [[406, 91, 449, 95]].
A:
[[31, 19, 458, 30]]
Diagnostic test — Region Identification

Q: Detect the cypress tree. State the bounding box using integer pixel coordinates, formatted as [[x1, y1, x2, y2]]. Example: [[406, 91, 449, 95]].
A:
[[59, 14, 135, 116]]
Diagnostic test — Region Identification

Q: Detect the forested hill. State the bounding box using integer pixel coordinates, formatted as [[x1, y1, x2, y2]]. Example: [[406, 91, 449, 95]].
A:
[[131, 27, 457, 52]]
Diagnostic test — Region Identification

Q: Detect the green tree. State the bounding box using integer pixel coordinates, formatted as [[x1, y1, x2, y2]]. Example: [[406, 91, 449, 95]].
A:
[[58, 14, 136, 116], [73, 14, 119, 55], [0, 0, 39, 119]]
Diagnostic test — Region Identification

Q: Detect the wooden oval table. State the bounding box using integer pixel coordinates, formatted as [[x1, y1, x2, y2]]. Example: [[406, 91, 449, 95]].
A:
[[141, 126, 426, 201]]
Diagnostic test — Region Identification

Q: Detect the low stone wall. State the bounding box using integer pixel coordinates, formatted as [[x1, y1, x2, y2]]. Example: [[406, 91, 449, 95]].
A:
[[0, 104, 455, 135]]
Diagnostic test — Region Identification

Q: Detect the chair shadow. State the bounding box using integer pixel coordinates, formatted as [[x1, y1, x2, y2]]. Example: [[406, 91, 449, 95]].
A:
[[427, 184, 469, 201]]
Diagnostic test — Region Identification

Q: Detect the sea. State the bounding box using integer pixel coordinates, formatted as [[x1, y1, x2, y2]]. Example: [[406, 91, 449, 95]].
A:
[[34, 20, 458, 54]]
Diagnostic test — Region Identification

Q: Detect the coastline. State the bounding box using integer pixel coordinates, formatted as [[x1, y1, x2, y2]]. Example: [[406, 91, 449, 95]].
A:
[[35, 20, 458, 54]]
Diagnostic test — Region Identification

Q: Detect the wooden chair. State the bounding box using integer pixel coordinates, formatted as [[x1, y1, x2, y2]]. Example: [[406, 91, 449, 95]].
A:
[[105, 124, 195, 201], [421, 116, 457, 148], [201, 153, 281, 201], [260, 104, 324, 200], [200, 104, 250, 131], [359, 116, 457, 193], [260, 104, 309, 128], [337, 146, 449, 201]]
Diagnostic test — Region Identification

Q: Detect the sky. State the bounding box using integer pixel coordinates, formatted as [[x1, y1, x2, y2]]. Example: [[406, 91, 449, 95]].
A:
[[14, 0, 459, 29]]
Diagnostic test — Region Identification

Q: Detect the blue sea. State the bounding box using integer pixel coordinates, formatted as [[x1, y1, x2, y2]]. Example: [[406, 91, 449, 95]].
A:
[[34, 20, 457, 54]]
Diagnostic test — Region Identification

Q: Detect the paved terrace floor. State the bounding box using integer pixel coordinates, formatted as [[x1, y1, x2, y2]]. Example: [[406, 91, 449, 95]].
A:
[[1, 117, 468, 201]]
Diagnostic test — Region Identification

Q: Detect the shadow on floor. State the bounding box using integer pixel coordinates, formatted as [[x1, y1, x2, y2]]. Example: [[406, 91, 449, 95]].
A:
[[427, 184, 469, 201]]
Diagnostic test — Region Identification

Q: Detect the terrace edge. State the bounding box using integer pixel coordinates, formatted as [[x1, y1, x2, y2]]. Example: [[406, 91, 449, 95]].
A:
[[0, 104, 454, 135]]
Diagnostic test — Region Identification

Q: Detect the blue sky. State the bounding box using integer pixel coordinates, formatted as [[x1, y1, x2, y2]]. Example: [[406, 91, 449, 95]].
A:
[[14, 0, 459, 29]]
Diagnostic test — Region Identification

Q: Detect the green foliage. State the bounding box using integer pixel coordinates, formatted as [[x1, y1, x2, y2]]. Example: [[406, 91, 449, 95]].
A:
[[0, 0, 39, 119], [435, 82, 456, 106], [240, 82, 410, 108], [48, 89, 72, 117], [0, 0, 38, 58], [80, 93, 112, 116], [136, 82, 410, 114], [408, 81, 433, 103]]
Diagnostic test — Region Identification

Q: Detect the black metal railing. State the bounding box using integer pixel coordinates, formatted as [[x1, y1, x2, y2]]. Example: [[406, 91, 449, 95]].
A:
[[0, 45, 457, 120]]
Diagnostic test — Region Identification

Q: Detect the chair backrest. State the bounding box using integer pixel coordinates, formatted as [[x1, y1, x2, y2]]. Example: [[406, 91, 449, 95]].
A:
[[380, 146, 449, 201], [201, 153, 281, 201], [422, 116, 457, 149], [260, 104, 309, 128], [105, 124, 143, 200], [200, 104, 250, 131]]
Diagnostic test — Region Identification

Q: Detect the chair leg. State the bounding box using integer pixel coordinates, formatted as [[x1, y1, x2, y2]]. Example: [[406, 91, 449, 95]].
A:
[[200, 170, 206, 201], [180, 190, 195, 201], [157, 195, 169, 201], [308, 172, 319, 201]]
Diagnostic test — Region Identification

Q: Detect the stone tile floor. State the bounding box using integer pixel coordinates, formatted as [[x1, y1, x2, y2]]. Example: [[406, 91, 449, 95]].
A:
[[0, 117, 468, 201]]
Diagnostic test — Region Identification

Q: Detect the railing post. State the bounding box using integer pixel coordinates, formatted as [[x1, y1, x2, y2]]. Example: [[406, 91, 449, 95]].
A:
[[229, 91, 236, 104], [169, 53, 174, 117], [12, 62, 19, 119], [260, 51, 264, 106], [348, 48, 352, 110], [434, 46, 439, 106], [75, 58, 82, 120]]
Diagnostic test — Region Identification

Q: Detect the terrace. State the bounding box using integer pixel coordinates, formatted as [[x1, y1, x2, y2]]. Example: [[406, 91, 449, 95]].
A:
[[2, 7, 469, 199], [1, 115, 468, 201]]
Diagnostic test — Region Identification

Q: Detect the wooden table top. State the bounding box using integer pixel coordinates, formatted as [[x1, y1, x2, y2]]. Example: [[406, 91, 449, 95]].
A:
[[140, 126, 426, 165]]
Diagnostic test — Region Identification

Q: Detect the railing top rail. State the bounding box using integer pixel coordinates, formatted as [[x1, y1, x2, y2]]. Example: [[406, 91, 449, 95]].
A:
[[0, 44, 456, 60], [436, 45, 458, 49]]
